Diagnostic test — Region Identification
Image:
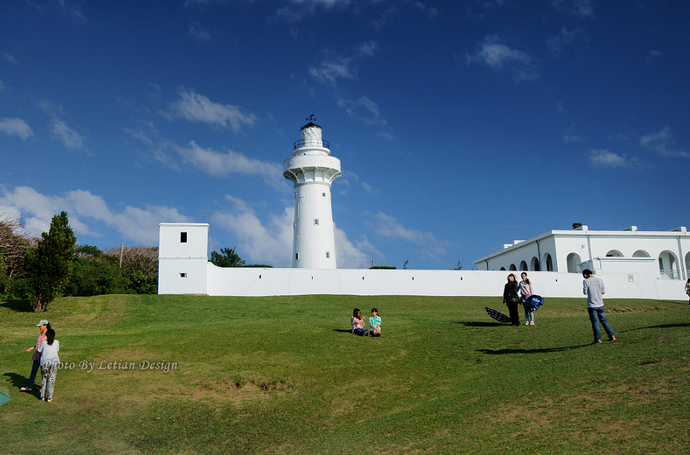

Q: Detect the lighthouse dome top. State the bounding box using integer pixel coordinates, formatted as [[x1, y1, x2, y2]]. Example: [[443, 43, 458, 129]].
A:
[[300, 121, 321, 131], [293, 116, 330, 151]]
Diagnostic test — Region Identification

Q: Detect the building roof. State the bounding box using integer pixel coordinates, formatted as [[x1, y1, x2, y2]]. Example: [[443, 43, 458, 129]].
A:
[[473, 225, 688, 264]]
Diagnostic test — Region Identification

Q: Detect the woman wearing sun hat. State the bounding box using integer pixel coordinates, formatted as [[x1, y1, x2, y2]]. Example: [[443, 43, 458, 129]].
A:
[[20, 320, 50, 392]]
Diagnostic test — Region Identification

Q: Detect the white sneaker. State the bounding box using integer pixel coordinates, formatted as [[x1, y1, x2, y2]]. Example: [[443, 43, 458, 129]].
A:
[[530, 321, 535, 326], [525, 322, 530, 325]]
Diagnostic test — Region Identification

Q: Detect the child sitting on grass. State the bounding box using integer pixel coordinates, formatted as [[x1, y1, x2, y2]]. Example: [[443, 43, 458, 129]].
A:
[[369, 308, 381, 337], [352, 308, 367, 336]]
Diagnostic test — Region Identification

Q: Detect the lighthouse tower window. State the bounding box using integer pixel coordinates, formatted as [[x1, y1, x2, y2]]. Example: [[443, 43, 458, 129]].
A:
[[295, 253, 299, 260], [314, 218, 320, 226], [322, 192, 326, 197], [326, 252, 330, 259], [180, 232, 188, 243]]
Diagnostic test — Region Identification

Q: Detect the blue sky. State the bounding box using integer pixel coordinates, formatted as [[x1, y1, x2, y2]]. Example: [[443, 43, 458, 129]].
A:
[[1, 0, 689, 269]]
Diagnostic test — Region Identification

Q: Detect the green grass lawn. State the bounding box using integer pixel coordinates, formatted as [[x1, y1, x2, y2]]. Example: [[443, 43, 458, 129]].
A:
[[1, 294, 688, 454]]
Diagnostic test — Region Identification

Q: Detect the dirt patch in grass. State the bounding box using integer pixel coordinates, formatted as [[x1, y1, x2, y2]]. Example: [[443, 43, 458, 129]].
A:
[[151, 377, 295, 407], [605, 306, 680, 313]]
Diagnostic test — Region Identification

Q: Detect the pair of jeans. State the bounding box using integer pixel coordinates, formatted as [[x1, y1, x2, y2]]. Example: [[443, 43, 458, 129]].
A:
[[522, 297, 534, 323], [588, 306, 614, 340], [27, 359, 40, 389], [352, 328, 367, 336]]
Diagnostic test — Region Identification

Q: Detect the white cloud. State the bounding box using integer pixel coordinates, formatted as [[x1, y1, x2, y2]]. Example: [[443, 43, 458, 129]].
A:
[[50, 118, 86, 150], [547, 28, 585, 56], [309, 41, 378, 87], [640, 127, 690, 158], [335, 229, 381, 268], [290, 0, 349, 6], [166, 89, 257, 132], [3, 53, 17, 65], [171, 141, 287, 190], [587, 149, 636, 168], [413, 2, 438, 19], [563, 134, 584, 142], [309, 58, 356, 87], [357, 40, 379, 57], [212, 202, 294, 267], [0, 118, 34, 140], [551, 0, 593, 18], [189, 22, 211, 41], [367, 211, 449, 261], [211, 195, 375, 268], [371, 212, 431, 244], [270, 0, 351, 23], [59, 0, 87, 22], [361, 182, 378, 194], [337, 96, 386, 126], [0, 185, 189, 245], [29, 0, 88, 23], [466, 36, 539, 81]]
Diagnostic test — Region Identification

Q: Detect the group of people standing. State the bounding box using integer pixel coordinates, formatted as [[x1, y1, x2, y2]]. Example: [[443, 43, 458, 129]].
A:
[[20, 319, 60, 402], [502, 272, 537, 326], [503, 269, 617, 344], [351, 308, 382, 337]]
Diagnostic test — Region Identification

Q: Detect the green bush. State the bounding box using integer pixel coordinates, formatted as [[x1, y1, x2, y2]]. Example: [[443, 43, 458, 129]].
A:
[[64, 257, 116, 296]]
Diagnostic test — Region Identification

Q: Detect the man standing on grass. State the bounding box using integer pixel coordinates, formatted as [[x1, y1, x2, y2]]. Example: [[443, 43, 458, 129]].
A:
[[583, 269, 616, 344]]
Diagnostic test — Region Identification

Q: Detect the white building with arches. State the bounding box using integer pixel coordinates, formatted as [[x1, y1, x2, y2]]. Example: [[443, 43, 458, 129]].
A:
[[473, 224, 690, 282]]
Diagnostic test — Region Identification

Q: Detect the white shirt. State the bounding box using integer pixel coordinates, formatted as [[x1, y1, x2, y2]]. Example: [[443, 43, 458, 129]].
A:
[[38, 340, 60, 366]]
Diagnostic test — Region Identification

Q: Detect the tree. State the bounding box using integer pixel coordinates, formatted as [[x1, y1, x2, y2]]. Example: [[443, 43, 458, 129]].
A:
[[103, 245, 159, 294], [26, 212, 76, 312], [65, 245, 116, 296], [0, 214, 34, 296], [210, 247, 245, 267]]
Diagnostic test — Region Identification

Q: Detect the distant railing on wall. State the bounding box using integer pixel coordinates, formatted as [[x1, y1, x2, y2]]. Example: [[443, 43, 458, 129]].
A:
[[294, 139, 329, 150], [659, 270, 680, 280]]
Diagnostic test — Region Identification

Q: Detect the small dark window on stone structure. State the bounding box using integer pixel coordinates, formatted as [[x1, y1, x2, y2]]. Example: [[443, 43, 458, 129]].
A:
[[180, 232, 187, 243]]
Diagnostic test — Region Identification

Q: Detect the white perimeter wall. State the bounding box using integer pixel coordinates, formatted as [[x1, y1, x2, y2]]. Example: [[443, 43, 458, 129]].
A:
[[202, 265, 687, 301]]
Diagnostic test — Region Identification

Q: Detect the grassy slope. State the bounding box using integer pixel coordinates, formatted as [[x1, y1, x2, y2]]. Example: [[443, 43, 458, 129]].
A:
[[0, 294, 688, 454]]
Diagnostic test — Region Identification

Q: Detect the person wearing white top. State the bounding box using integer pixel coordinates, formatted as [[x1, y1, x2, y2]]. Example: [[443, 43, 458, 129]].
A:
[[37, 328, 60, 402]]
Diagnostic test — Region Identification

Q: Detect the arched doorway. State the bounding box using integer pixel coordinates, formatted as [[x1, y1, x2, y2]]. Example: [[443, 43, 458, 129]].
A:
[[633, 250, 650, 258], [543, 253, 553, 271], [520, 260, 528, 271], [658, 250, 679, 279], [531, 256, 540, 271], [509, 264, 516, 271], [567, 253, 581, 273]]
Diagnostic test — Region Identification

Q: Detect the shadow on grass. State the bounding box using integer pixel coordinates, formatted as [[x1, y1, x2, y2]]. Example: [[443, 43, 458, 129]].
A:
[[477, 344, 589, 355], [0, 299, 33, 313], [457, 321, 508, 327], [332, 329, 353, 333], [3, 372, 42, 400], [623, 322, 690, 332]]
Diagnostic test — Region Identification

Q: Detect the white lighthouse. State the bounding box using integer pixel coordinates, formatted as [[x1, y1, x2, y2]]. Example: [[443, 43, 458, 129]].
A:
[[283, 117, 342, 269]]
